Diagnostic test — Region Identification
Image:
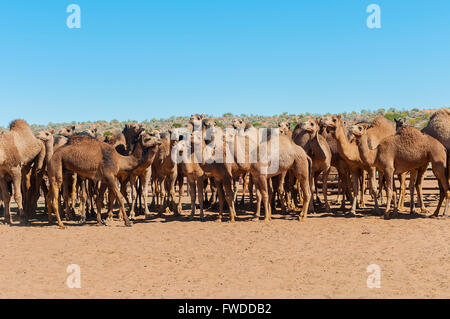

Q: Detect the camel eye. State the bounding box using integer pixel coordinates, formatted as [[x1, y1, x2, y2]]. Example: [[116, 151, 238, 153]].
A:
[[333, 119, 336, 122]]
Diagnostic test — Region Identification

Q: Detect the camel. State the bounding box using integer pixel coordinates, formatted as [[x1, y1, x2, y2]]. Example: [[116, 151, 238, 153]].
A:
[[0, 120, 45, 225], [122, 123, 145, 155], [175, 137, 207, 220], [351, 124, 449, 218], [318, 118, 353, 208], [249, 131, 312, 221], [303, 119, 332, 212], [151, 130, 179, 215], [324, 115, 395, 215], [108, 131, 162, 220], [47, 135, 151, 228]]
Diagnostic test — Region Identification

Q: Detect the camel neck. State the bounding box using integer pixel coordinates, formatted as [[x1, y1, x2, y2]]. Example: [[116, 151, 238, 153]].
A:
[[309, 131, 327, 161], [45, 140, 54, 166], [334, 125, 359, 162], [357, 134, 377, 167]]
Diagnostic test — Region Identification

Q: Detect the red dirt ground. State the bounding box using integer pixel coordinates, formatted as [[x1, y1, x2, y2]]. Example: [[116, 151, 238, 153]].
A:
[[0, 176, 448, 299]]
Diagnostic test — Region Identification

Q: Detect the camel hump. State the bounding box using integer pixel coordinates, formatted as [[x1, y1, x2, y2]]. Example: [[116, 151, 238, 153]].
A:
[[9, 119, 30, 131], [371, 115, 394, 129]]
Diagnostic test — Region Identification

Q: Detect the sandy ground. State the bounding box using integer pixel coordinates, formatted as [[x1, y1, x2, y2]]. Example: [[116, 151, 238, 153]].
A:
[[0, 177, 448, 299]]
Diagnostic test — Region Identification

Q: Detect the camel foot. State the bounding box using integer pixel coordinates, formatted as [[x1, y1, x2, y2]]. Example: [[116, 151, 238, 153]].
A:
[[124, 221, 133, 227], [20, 219, 31, 226], [324, 204, 331, 213], [78, 217, 86, 225], [188, 214, 195, 220], [58, 224, 66, 229], [144, 213, 152, 220], [345, 211, 356, 217], [383, 212, 391, 220], [372, 208, 383, 216], [420, 208, 429, 215]]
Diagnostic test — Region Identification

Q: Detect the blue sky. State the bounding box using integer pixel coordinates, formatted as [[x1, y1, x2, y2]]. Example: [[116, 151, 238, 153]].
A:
[[0, 0, 449, 126]]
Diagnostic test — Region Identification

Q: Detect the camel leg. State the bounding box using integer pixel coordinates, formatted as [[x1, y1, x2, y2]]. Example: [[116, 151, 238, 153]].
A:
[[348, 171, 360, 216], [359, 170, 366, 208], [384, 168, 395, 219], [106, 176, 132, 227], [368, 167, 381, 216], [416, 166, 427, 214], [240, 173, 248, 206], [248, 175, 254, 205], [197, 176, 205, 221], [177, 176, 184, 215], [314, 172, 322, 205], [430, 159, 449, 217], [0, 179, 12, 225], [188, 179, 196, 220], [215, 180, 224, 222], [223, 178, 237, 222], [49, 179, 65, 229], [11, 167, 27, 225], [377, 171, 385, 205], [253, 177, 262, 220], [322, 168, 330, 213], [95, 185, 106, 226], [397, 172, 406, 211], [78, 179, 87, 224], [257, 176, 271, 222], [141, 172, 151, 218], [409, 170, 417, 215], [128, 176, 138, 220]]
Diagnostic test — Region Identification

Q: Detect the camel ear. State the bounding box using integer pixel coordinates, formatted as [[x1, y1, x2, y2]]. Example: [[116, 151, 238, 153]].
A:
[[71, 126, 76, 131], [50, 129, 55, 134], [336, 115, 342, 120]]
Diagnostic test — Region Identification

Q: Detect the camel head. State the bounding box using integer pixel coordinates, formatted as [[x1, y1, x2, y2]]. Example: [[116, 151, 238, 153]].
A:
[[394, 118, 408, 132], [323, 115, 343, 135], [232, 118, 246, 130], [59, 126, 76, 137], [189, 114, 204, 131], [138, 131, 162, 150], [350, 123, 369, 140], [202, 119, 222, 140], [278, 121, 291, 136], [83, 128, 98, 138], [302, 119, 320, 135], [36, 129, 55, 142]]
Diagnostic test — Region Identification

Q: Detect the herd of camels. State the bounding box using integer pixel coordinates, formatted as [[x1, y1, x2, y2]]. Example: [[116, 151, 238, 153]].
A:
[[0, 109, 448, 229]]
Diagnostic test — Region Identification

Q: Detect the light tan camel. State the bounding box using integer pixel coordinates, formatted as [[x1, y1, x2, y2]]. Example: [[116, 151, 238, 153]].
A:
[[0, 120, 45, 225], [151, 130, 179, 215], [352, 125, 449, 218], [303, 119, 332, 212], [243, 129, 312, 221], [324, 115, 395, 215]]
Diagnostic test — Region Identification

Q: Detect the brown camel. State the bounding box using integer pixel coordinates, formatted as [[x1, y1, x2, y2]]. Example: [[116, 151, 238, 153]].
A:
[[324, 115, 395, 215], [108, 132, 162, 221], [352, 124, 449, 218], [249, 131, 312, 221], [151, 130, 179, 215], [303, 119, 332, 212], [0, 120, 45, 225], [47, 135, 150, 228]]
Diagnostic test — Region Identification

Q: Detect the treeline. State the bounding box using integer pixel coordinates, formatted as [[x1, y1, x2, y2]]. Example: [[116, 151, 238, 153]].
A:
[[0, 107, 446, 136]]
